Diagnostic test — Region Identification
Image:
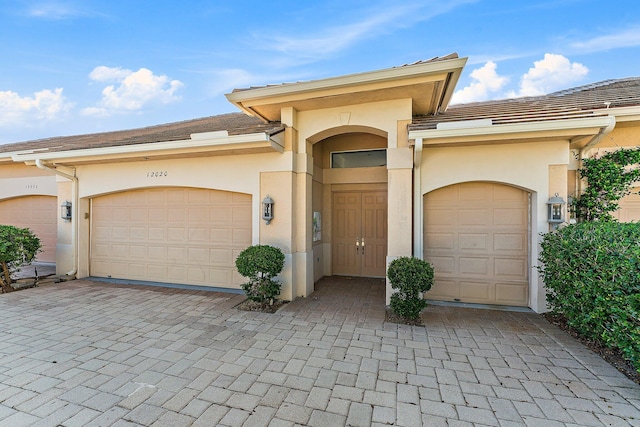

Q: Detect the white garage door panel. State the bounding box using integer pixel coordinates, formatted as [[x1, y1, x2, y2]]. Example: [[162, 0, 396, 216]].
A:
[[460, 280, 491, 301], [495, 283, 528, 305], [91, 187, 251, 288], [424, 182, 529, 306], [0, 196, 57, 263]]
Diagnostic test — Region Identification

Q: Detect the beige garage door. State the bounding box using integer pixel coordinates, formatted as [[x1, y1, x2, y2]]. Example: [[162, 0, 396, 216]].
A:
[[0, 196, 57, 263], [424, 182, 529, 306], [91, 187, 251, 289], [613, 187, 640, 222]]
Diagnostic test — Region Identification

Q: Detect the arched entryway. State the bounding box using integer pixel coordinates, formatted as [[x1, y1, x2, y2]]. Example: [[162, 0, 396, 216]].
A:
[[310, 130, 389, 280], [423, 182, 530, 306]]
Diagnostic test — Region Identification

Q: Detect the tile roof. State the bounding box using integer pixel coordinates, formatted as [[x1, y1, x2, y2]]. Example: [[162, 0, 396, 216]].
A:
[[409, 76, 640, 131], [0, 113, 284, 155], [2, 73, 638, 157], [392, 53, 460, 68]]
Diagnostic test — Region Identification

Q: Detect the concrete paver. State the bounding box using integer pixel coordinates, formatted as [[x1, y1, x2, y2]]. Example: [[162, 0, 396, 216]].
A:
[[0, 276, 638, 426]]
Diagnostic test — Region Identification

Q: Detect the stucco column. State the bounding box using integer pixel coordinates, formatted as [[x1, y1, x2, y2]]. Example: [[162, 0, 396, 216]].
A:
[[293, 147, 314, 297], [279, 106, 314, 299], [386, 146, 414, 304]]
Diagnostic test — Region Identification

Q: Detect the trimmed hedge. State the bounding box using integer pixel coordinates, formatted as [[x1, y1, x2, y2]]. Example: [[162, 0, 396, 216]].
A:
[[388, 256, 434, 320], [235, 245, 285, 304], [539, 222, 640, 372]]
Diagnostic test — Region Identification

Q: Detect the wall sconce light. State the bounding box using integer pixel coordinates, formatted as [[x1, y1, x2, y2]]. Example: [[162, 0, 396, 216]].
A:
[[262, 195, 274, 225], [547, 193, 565, 226], [61, 201, 72, 221]]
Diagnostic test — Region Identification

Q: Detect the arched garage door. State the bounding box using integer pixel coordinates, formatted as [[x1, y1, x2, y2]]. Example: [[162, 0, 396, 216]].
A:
[[0, 196, 57, 263], [424, 182, 529, 306], [91, 187, 251, 289]]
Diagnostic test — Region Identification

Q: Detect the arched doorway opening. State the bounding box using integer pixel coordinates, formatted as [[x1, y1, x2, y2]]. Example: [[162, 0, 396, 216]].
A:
[[311, 130, 388, 280]]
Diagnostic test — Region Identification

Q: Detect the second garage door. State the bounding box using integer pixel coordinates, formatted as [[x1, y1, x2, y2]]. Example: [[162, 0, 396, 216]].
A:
[[424, 182, 529, 306], [0, 196, 57, 263], [91, 187, 252, 289]]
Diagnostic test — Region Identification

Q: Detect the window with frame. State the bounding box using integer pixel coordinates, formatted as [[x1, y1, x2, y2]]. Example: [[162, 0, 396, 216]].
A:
[[330, 149, 387, 168]]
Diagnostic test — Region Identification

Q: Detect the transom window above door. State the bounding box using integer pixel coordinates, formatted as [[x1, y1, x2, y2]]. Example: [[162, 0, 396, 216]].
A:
[[331, 149, 387, 168]]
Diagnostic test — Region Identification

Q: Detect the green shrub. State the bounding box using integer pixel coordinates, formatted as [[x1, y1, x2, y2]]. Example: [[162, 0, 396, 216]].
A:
[[539, 222, 640, 371], [388, 256, 434, 320], [235, 245, 285, 304], [0, 225, 41, 293]]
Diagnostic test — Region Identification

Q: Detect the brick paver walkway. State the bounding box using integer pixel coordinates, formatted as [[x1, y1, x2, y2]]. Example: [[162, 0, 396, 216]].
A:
[[0, 277, 638, 426]]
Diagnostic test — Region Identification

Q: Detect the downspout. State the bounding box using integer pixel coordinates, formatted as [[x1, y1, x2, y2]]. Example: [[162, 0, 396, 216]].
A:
[[412, 138, 423, 258], [35, 159, 78, 277], [576, 116, 616, 196]]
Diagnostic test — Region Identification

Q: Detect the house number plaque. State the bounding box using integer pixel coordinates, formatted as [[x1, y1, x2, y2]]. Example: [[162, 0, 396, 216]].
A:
[[146, 171, 168, 177]]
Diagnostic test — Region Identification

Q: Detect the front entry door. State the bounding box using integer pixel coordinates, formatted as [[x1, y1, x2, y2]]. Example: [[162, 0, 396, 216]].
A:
[[332, 191, 387, 277]]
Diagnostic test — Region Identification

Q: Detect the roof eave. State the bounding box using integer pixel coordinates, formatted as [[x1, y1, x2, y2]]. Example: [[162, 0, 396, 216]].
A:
[[225, 57, 468, 113], [607, 105, 640, 123], [409, 116, 616, 146], [12, 131, 284, 165]]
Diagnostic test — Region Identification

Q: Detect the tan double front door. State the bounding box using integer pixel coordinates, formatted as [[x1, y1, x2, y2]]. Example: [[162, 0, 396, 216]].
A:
[[332, 191, 387, 277]]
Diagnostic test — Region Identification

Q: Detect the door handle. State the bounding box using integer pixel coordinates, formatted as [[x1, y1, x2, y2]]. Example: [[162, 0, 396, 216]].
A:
[[361, 238, 365, 255], [356, 238, 360, 254]]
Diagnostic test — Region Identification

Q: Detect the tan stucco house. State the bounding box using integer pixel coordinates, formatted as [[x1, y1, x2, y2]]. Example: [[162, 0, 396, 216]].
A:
[[1, 54, 639, 313]]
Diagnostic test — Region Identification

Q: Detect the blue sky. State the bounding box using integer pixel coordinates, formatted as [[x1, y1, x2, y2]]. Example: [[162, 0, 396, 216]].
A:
[[1, 0, 639, 144]]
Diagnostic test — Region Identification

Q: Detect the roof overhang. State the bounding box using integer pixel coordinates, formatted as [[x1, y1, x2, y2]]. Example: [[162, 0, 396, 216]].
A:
[[409, 115, 616, 148], [606, 105, 640, 123], [226, 57, 467, 122], [11, 131, 284, 166]]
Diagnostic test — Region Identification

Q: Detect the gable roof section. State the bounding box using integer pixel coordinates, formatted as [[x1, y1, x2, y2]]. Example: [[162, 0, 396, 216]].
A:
[[409, 77, 640, 147], [1, 113, 285, 164], [226, 54, 467, 122]]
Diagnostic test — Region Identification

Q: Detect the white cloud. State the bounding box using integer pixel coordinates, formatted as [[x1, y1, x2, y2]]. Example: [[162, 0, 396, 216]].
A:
[[0, 88, 72, 126], [451, 61, 509, 104], [88, 66, 132, 82], [509, 53, 588, 97], [81, 66, 183, 116], [27, 1, 98, 20], [257, 1, 477, 62], [570, 27, 640, 53]]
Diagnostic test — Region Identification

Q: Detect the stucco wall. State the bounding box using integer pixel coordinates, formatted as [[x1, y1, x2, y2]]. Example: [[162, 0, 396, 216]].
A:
[[0, 164, 57, 201]]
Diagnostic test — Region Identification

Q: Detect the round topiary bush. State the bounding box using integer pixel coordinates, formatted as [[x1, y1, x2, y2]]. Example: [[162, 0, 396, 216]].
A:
[[388, 256, 434, 320], [235, 245, 285, 304]]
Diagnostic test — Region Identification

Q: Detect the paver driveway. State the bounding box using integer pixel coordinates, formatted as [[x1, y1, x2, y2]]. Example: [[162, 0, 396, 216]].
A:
[[0, 277, 638, 426]]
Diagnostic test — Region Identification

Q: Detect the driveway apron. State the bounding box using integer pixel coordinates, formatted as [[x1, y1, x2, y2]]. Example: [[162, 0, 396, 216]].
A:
[[0, 278, 637, 426]]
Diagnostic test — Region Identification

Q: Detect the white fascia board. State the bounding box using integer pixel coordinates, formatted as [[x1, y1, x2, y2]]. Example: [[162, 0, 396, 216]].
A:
[[0, 147, 50, 161], [226, 58, 468, 103], [409, 115, 616, 141], [12, 132, 277, 162], [607, 106, 640, 122]]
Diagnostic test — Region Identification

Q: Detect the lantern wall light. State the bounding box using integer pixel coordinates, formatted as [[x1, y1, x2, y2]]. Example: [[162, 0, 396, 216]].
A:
[[262, 195, 274, 225], [547, 193, 565, 227], [61, 201, 72, 221]]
